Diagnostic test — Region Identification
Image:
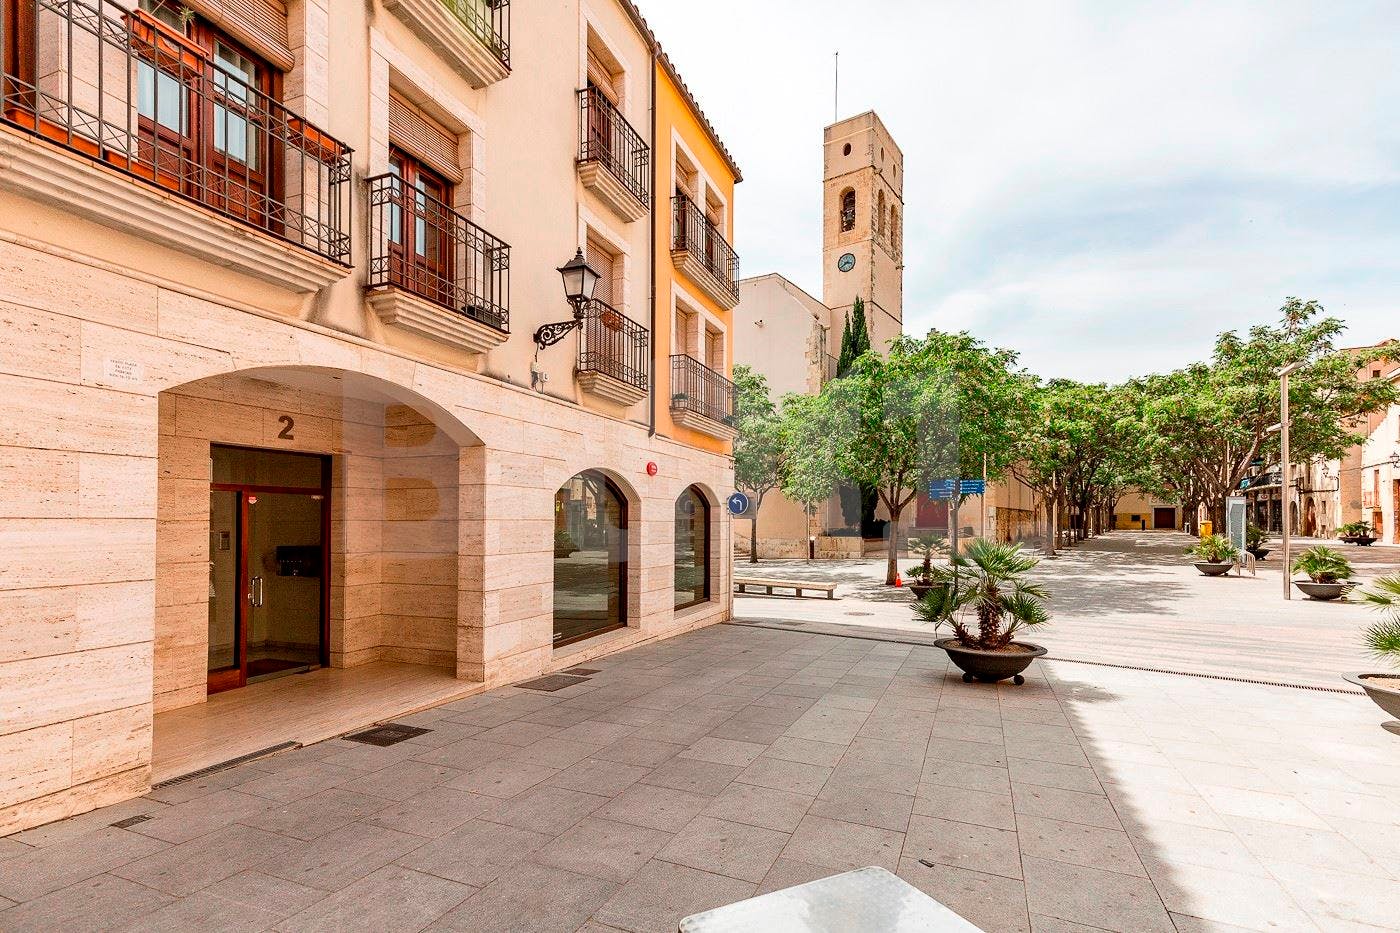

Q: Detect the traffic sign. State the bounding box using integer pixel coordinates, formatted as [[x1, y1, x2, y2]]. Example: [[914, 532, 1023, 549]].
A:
[[928, 479, 955, 500], [959, 480, 986, 496], [727, 492, 751, 516]]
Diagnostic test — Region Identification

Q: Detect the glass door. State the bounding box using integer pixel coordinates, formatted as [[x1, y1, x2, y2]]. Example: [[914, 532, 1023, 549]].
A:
[[207, 446, 328, 694]]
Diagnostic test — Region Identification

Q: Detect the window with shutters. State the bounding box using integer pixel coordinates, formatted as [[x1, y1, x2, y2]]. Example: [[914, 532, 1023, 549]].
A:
[[386, 147, 455, 309], [585, 234, 619, 308]]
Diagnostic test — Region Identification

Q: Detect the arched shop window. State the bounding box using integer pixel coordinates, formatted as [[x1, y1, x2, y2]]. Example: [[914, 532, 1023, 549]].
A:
[[553, 471, 627, 646], [675, 486, 710, 609]]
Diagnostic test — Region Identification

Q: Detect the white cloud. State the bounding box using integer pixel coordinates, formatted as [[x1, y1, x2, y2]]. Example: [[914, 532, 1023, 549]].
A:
[[640, 0, 1400, 381]]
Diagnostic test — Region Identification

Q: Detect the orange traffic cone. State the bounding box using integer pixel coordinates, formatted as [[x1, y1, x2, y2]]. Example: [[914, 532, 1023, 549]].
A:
[[894, 573, 903, 587]]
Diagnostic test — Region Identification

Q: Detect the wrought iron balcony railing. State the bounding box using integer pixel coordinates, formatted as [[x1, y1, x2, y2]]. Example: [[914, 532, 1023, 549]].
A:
[[671, 193, 739, 302], [670, 354, 735, 426], [578, 299, 649, 392], [1, 0, 353, 264], [444, 0, 510, 68], [577, 86, 648, 206], [367, 173, 510, 332]]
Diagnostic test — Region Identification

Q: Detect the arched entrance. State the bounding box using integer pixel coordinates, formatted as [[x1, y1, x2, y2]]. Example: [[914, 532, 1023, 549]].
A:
[[552, 470, 627, 647], [152, 366, 483, 779]]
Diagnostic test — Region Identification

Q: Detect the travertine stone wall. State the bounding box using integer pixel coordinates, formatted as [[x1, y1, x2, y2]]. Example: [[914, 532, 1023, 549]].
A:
[[0, 236, 732, 835]]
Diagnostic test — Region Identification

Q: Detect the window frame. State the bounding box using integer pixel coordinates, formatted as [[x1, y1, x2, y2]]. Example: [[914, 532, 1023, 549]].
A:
[[674, 485, 711, 610]]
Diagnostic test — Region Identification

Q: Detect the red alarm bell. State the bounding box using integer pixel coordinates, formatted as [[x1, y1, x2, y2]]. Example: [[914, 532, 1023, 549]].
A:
[[646, 461, 659, 476]]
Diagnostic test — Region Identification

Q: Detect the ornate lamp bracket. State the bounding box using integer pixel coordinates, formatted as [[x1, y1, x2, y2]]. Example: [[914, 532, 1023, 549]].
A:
[[534, 317, 582, 350]]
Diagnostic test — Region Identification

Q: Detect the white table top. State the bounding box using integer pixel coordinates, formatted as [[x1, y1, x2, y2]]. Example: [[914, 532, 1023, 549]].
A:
[[678, 866, 985, 933]]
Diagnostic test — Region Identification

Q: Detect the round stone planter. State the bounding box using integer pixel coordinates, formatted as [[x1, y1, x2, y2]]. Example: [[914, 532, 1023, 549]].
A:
[[936, 638, 1046, 685], [1246, 548, 1270, 561], [908, 582, 946, 602], [1294, 580, 1349, 601], [1345, 673, 1400, 720], [1193, 561, 1233, 577]]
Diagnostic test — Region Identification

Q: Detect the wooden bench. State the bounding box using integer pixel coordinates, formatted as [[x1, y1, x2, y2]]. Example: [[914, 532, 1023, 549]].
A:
[[734, 577, 837, 600]]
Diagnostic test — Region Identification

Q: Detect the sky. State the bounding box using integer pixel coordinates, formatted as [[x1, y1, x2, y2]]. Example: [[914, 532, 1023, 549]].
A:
[[639, 0, 1400, 382]]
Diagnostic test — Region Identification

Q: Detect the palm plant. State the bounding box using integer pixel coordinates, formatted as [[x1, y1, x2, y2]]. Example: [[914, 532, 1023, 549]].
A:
[[913, 539, 1050, 650], [1187, 534, 1238, 564], [906, 532, 946, 582], [1359, 574, 1400, 667], [1290, 545, 1354, 583]]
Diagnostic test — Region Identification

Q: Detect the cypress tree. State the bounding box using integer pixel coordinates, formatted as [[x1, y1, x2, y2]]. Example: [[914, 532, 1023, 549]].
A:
[[849, 295, 871, 357]]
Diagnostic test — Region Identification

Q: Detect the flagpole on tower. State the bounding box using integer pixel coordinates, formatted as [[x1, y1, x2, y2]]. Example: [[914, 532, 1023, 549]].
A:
[[834, 51, 839, 121]]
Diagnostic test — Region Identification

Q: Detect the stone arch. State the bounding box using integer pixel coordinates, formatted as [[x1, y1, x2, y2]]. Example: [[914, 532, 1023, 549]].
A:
[[877, 189, 886, 238], [839, 187, 856, 232], [674, 482, 719, 610], [153, 364, 485, 711]]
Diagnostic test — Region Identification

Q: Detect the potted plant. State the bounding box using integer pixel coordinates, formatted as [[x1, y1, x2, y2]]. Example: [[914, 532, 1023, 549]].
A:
[[1187, 534, 1238, 576], [1347, 574, 1400, 720], [1291, 545, 1354, 600], [553, 529, 578, 559], [1245, 523, 1270, 561], [1338, 521, 1377, 546], [913, 539, 1050, 685], [905, 532, 946, 600]]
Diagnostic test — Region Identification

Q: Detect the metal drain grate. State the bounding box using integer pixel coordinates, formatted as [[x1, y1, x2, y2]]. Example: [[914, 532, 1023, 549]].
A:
[[111, 814, 152, 829], [342, 723, 432, 747], [152, 741, 301, 789], [519, 673, 590, 692]]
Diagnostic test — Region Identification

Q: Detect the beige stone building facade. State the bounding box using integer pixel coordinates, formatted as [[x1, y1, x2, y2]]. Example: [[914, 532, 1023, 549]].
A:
[[0, 0, 742, 833]]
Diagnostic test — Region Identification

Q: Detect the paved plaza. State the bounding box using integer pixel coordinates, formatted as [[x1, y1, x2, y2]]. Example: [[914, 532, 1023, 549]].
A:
[[1, 534, 1398, 931]]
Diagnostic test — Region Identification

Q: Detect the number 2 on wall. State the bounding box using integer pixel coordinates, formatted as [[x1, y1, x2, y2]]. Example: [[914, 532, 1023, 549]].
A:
[[277, 415, 295, 440]]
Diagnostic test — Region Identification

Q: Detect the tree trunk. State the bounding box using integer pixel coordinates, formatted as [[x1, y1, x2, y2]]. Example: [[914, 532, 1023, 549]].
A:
[[748, 492, 763, 564], [1047, 496, 1058, 556], [885, 504, 902, 585]]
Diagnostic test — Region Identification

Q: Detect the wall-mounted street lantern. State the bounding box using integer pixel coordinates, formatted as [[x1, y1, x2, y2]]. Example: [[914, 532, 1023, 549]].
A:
[[534, 249, 600, 350]]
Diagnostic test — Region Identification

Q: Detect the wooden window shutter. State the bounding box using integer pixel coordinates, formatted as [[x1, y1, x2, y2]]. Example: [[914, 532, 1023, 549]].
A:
[[388, 94, 463, 184], [183, 0, 295, 72], [587, 48, 617, 102], [586, 236, 616, 306]]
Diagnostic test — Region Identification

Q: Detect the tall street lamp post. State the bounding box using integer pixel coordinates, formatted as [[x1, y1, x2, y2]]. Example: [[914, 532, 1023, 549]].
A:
[[1279, 361, 1305, 600]]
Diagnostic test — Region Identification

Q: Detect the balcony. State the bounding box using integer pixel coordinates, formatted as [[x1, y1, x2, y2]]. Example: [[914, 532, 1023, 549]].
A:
[[576, 86, 648, 223], [670, 193, 739, 310], [670, 354, 737, 441], [577, 299, 649, 407], [383, 0, 510, 89], [0, 0, 353, 291], [366, 173, 510, 355]]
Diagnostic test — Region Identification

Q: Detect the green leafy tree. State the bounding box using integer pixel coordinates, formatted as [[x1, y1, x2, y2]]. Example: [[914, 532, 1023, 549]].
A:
[[731, 366, 784, 564], [1133, 299, 1398, 526]]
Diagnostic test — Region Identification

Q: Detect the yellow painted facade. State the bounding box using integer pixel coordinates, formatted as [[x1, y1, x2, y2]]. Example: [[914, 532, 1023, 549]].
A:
[[653, 58, 741, 455]]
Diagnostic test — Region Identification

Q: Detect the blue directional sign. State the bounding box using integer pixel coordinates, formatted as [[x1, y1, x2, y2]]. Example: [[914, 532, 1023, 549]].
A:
[[960, 480, 986, 496], [928, 479, 956, 500], [727, 492, 751, 516]]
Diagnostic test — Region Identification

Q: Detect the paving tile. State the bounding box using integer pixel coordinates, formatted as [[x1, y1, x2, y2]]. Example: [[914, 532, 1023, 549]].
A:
[[781, 814, 904, 872], [925, 737, 1009, 768], [734, 756, 833, 797], [363, 786, 492, 839], [809, 781, 914, 832], [898, 858, 1031, 933], [593, 736, 686, 768], [754, 857, 843, 895], [503, 737, 603, 770], [1022, 855, 1173, 933], [205, 869, 328, 920], [1014, 784, 1123, 831], [599, 784, 715, 833], [1029, 913, 1116, 932], [551, 720, 641, 747], [1195, 784, 1331, 830], [703, 718, 789, 745], [396, 818, 552, 888], [905, 815, 1023, 880], [1225, 814, 1382, 877], [334, 760, 463, 801], [314, 740, 425, 774], [445, 758, 559, 798], [1125, 819, 1269, 877], [593, 859, 755, 933], [111, 823, 298, 896], [0, 874, 173, 933], [0, 838, 33, 861], [639, 757, 744, 797], [233, 762, 357, 803], [0, 826, 169, 901], [473, 720, 564, 747], [1016, 815, 1146, 878], [845, 736, 927, 766], [409, 737, 518, 771], [263, 822, 425, 892], [761, 736, 848, 768], [825, 755, 920, 795], [1261, 859, 1400, 931], [479, 785, 609, 835], [8, 797, 170, 845], [430, 861, 616, 932], [112, 889, 282, 932], [238, 788, 391, 840], [1141, 857, 1314, 931], [701, 782, 813, 833], [1008, 758, 1105, 795], [128, 789, 273, 845], [913, 784, 1017, 830], [281, 864, 473, 933], [532, 816, 672, 884], [547, 757, 651, 797], [1165, 912, 1264, 933], [655, 816, 789, 883], [784, 704, 870, 744], [921, 757, 1012, 793]]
